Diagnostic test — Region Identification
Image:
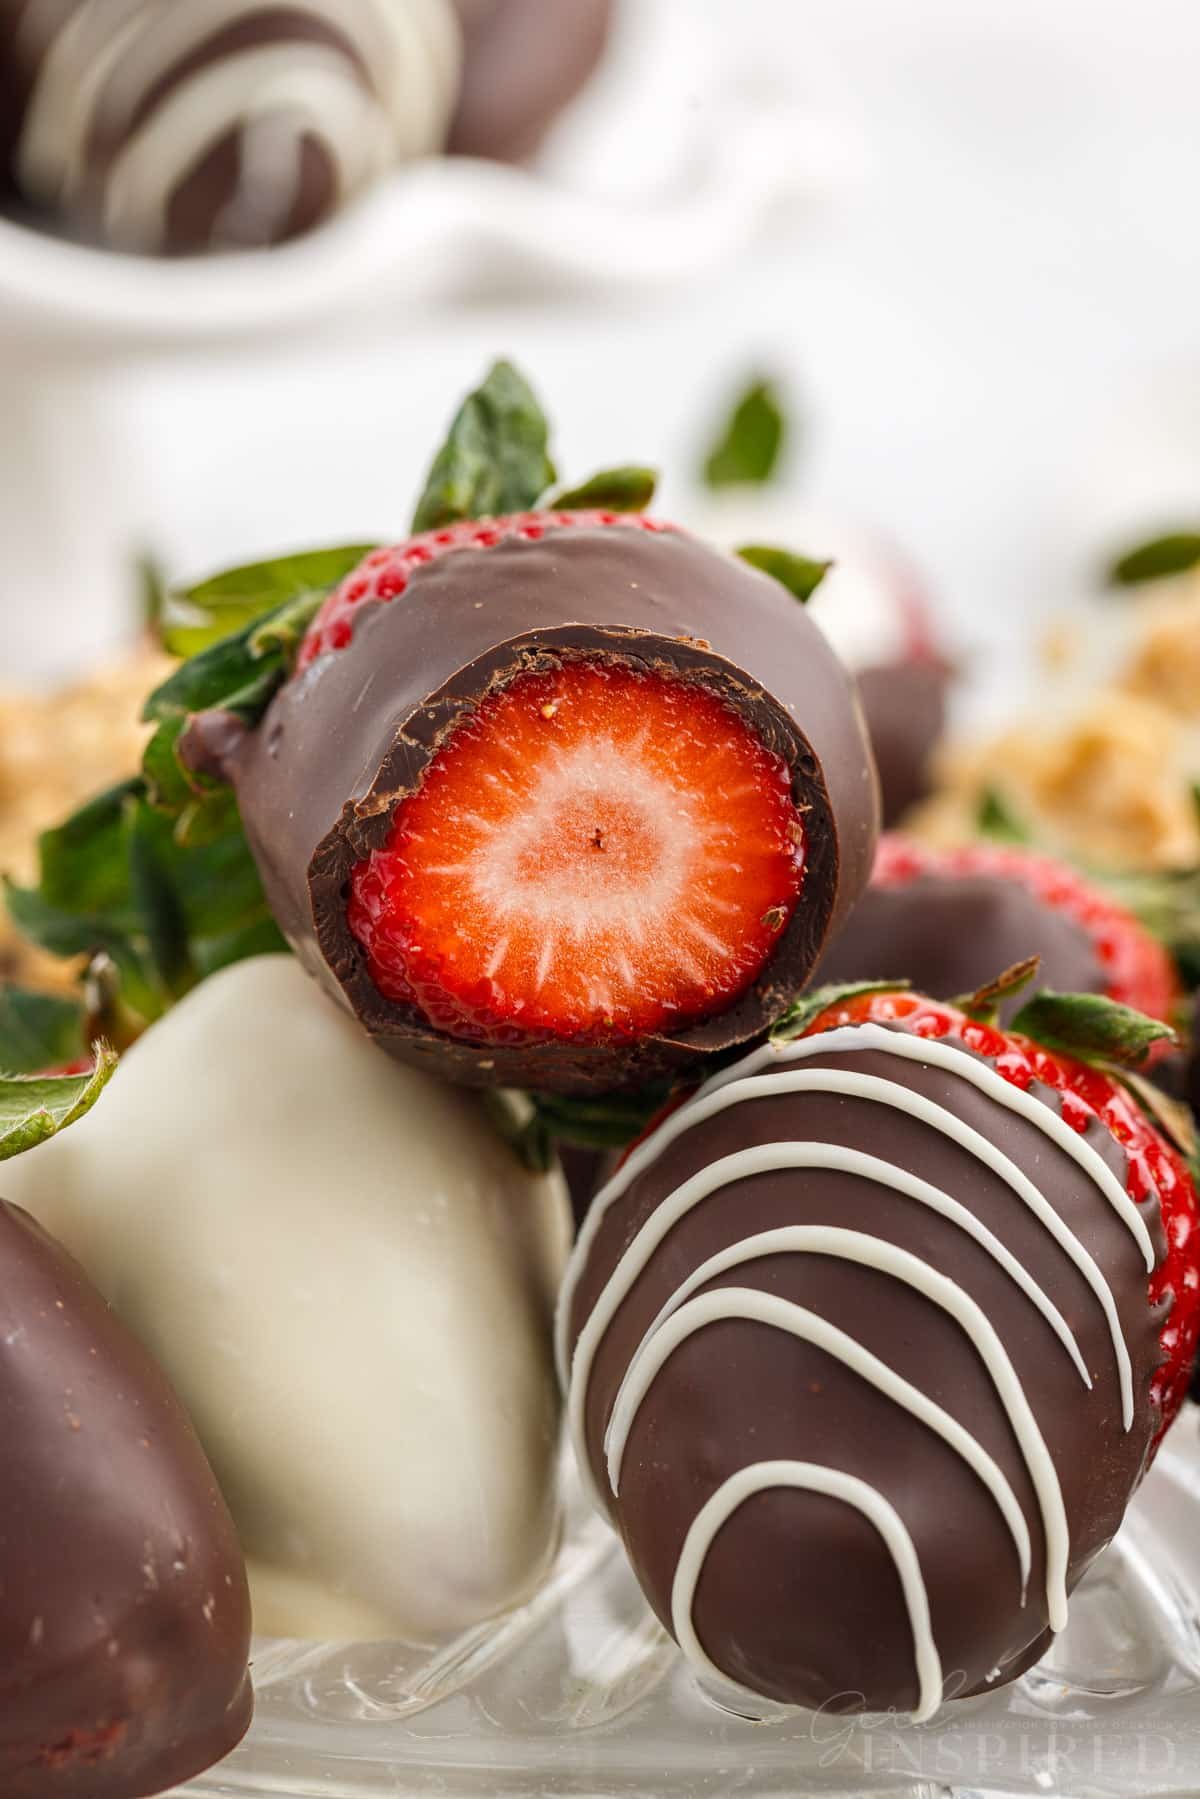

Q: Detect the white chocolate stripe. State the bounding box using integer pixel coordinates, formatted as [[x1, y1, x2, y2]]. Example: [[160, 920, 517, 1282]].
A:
[[92, 0, 388, 138], [672, 1460, 944, 1723], [557, 1020, 1154, 1389], [19, 0, 148, 202], [104, 52, 386, 253], [567, 1133, 1091, 1524], [706, 1026, 1157, 1269], [16, 0, 460, 249], [606, 1262, 1032, 1596], [560, 1062, 1133, 1427], [598, 1216, 1069, 1629]]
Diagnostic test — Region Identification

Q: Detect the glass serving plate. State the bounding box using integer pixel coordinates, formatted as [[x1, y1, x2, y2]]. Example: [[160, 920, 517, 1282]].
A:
[[182, 1415, 1200, 1799]]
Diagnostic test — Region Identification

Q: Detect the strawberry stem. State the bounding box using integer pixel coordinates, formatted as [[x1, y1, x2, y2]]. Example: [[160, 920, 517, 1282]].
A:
[[956, 955, 1042, 1026]]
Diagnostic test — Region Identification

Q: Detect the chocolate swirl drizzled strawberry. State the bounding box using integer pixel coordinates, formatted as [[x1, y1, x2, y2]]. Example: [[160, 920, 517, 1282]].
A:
[[560, 984, 1199, 1717]]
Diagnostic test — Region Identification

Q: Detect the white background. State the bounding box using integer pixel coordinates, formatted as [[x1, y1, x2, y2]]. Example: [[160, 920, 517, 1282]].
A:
[[5, 0, 1200, 712]]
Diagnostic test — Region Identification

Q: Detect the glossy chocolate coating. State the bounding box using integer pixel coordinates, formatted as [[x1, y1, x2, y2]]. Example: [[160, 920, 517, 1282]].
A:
[[0, 6, 33, 188], [815, 870, 1103, 1021], [0, 1199, 252, 1797], [563, 1025, 1166, 1714], [855, 658, 950, 827], [200, 523, 879, 1094], [449, 0, 613, 162]]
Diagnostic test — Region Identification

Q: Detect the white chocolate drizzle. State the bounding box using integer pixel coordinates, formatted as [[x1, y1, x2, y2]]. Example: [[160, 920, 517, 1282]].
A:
[[568, 1137, 1091, 1518], [673, 1461, 944, 1723], [559, 1060, 1135, 1425], [604, 1225, 1070, 1624], [607, 1267, 1034, 1596], [560, 1018, 1160, 1719], [705, 1026, 1156, 1269], [14, 0, 460, 252]]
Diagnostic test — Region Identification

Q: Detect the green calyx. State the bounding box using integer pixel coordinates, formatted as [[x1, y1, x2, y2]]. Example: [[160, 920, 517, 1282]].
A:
[[411, 360, 557, 532], [0, 986, 89, 1077], [412, 360, 661, 531], [549, 467, 658, 513], [485, 1084, 674, 1176], [737, 545, 832, 604], [5, 781, 286, 1029], [701, 376, 788, 490], [770, 981, 911, 1044], [1009, 988, 1177, 1070], [956, 955, 1042, 1026], [0, 1049, 116, 1163], [1107, 531, 1200, 588], [158, 544, 376, 661], [976, 787, 1031, 844]]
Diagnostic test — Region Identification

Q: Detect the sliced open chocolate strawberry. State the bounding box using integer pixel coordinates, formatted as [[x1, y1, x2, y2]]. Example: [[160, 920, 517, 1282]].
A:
[[211, 515, 875, 1091], [181, 369, 879, 1094], [347, 654, 806, 1047]]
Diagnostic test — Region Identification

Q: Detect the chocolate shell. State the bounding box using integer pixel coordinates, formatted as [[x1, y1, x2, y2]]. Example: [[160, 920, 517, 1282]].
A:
[[559, 1018, 1166, 1716], [854, 658, 950, 826], [199, 522, 879, 1094], [0, 1199, 252, 1797], [814, 867, 1104, 1020], [449, 0, 613, 162]]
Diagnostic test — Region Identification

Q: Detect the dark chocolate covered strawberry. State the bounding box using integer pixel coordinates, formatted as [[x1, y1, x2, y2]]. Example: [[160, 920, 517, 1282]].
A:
[[816, 835, 1181, 1026], [449, 0, 614, 163], [0, 1060, 253, 1797], [183, 366, 879, 1094], [560, 980, 1199, 1718]]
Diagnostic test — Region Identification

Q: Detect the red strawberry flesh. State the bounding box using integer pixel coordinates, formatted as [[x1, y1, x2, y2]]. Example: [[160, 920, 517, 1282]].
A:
[[348, 659, 805, 1047]]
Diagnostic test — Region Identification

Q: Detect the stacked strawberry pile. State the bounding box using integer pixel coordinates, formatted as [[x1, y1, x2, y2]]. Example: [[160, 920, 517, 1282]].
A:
[[2, 362, 1199, 1758]]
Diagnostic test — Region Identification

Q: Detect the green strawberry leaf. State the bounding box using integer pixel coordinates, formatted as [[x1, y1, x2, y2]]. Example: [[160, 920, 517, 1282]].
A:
[[1107, 532, 1200, 589], [737, 545, 832, 603], [771, 980, 911, 1044], [144, 591, 325, 732], [0, 987, 87, 1076], [702, 377, 788, 489], [1119, 1069, 1198, 1165], [1009, 989, 1177, 1069], [5, 544, 348, 1034], [141, 714, 197, 814], [977, 787, 1030, 844], [0, 1047, 117, 1162], [530, 1087, 673, 1152], [141, 577, 348, 840], [550, 467, 658, 513], [957, 955, 1042, 1025], [412, 360, 556, 533], [485, 1083, 676, 1172], [6, 788, 283, 1024], [159, 544, 375, 659]]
